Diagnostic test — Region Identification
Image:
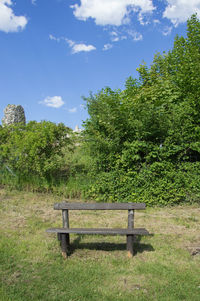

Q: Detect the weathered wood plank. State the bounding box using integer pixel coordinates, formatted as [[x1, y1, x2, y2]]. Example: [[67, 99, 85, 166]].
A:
[[46, 228, 149, 235], [54, 202, 146, 210]]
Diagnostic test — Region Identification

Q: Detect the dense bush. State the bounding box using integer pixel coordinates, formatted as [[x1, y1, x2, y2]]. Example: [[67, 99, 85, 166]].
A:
[[0, 121, 72, 190], [82, 15, 200, 205], [85, 162, 200, 205]]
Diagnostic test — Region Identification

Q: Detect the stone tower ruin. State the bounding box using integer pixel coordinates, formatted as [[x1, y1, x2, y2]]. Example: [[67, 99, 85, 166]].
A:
[[2, 105, 26, 127]]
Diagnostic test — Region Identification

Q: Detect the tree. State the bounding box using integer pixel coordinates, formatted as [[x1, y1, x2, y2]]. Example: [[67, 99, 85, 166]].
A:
[[82, 14, 200, 204]]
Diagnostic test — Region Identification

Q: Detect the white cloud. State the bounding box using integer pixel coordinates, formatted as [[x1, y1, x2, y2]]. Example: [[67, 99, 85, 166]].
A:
[[71, 42, 96, 54], [39, 96, 65, 108], [0, 0, 28, 33], [127, 29, 143, 41], [71, 0, 155, 26], [138, 12, 150, 25], [68, 107, 77, 113], [162, 26, 172, 36], [49, 34, 96, 54], [110, 31, 120, 42], [31, 0, 36, 5], [65, 38, 96, 54], [49, 34, 60, 42], [153, 19, 160, 25], [103, 43, 113, 51], [163, 0, 200, 26], [109, 30, 127, 42]]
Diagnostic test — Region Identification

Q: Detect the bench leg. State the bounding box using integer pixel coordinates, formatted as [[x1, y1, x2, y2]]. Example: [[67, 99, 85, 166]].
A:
[[57, 233, 61, 245], [66, 233, 70, 246], [127, 235, 134, 258], [58, 233, 70, 246], [61, 234, 70, 259]]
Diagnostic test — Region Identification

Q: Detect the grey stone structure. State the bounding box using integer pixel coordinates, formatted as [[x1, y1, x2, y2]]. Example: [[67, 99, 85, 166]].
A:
[[2, 104, 26, 127]]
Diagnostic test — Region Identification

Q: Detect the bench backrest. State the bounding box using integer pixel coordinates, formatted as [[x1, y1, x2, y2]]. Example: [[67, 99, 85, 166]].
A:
[[54, 202, 145, 210]]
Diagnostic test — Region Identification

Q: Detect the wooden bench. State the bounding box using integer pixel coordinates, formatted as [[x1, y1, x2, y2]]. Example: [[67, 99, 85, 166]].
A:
[[46, 202, 149, 258]]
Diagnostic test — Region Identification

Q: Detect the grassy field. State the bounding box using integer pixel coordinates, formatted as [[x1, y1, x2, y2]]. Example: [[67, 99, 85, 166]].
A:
[[0, 189, 199, 301]]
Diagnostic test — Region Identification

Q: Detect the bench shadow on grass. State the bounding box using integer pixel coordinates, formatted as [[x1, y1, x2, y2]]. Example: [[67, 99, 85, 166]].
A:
[[68, 234, 154, 256]]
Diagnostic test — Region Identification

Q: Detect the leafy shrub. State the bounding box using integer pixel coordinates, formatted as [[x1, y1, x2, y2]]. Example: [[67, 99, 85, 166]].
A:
[[86, 162, 200, 205], [0, 121, 72, 190]]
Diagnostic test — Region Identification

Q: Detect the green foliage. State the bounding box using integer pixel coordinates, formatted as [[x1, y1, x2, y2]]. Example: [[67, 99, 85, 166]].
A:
[[0, 121, 72, 190], [86, 162, 200, 205], [82, 14, 200, 205]]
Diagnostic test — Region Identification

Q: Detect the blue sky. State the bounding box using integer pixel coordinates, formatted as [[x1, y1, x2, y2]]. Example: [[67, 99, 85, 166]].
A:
[[0, 0, 199, 129]]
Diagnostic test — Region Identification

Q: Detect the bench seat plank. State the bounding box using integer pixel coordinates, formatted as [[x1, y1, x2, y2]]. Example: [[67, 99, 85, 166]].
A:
[[46, 228, 149, 235], [54, 202, 146, 210]]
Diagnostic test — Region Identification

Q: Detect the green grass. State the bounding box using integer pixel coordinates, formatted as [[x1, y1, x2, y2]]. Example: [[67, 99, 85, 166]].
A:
[[0, 189, 199, 301]]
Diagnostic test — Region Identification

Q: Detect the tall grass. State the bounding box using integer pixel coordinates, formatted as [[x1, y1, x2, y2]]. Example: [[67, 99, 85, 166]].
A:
[[0, 163, 93, 199]]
